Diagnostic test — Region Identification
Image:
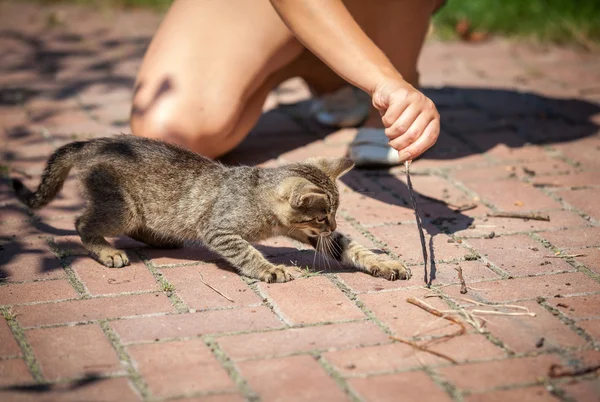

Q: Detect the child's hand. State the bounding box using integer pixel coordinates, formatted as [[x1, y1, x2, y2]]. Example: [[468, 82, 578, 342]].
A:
[[372, 80, 440, 162]]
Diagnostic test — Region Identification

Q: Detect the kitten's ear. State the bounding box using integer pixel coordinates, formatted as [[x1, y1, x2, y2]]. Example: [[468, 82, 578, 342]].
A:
[[306, 157, 355, 180], [291, 191, 328, 209], [278, 178, 327, 209]]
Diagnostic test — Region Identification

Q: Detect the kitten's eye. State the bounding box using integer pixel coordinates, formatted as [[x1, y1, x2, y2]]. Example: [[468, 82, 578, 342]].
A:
[[316, 217, 326, 223]]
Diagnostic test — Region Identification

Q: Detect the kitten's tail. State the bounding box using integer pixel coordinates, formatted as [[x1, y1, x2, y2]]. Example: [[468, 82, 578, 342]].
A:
[[11, 141, 87, 209]]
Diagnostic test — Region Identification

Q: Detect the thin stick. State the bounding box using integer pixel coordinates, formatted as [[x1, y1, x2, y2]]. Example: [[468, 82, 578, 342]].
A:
[[457, 297, 535, 312], [544, 254, 586, 259], [437, 309, 536, 317], [486, 211, 550, 221], [549, 363, 600, 378], [390, 336, 458, 364], [454, 266, 467, 294], [405, 161, 429, 286], [199, 272, 234, 303], [407, 297, 466, 337]]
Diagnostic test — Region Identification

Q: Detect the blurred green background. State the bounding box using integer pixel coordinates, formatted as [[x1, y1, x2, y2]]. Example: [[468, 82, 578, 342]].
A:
[[35, 0, 600, 47]]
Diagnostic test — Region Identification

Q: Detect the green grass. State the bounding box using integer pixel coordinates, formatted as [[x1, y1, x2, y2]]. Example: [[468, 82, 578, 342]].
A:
[[433, 0, 600, 47]]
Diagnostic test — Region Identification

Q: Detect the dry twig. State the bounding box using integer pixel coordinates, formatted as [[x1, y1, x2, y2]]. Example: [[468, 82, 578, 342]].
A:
[[407, 297, 466, 337], [199, 272, 234, 302], [390, 336, 458, 364], [549, 363, 600, 378], [454, 266, 467, 294], [544, 254, 586, 259], [486, 211, 550, 221]]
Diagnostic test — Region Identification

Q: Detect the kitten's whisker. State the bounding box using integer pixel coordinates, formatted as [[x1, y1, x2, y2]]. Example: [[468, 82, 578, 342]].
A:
[[286, 225, 298, 237], [327, 236, 343, 271], [312, 235, 319, 272]]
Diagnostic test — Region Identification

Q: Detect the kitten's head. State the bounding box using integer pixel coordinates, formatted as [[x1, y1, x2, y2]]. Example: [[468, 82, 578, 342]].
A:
[[277, 157, 354, 237]]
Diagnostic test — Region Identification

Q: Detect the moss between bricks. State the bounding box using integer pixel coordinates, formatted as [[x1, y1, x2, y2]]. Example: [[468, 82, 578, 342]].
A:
[[203, 336, 258, 401], [2, 308, 45, 382], [99, 320, 150, 398]]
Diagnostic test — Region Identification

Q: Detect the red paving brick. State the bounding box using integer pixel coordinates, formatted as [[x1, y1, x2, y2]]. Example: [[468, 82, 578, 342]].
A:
[[129, 340, 235, 398], [579, 319, 600, 340], [539, 227, 600, 249], [452, 209, 589, 237], [141, 246, 219, 266], [0, 280, 78, 305], [348, 371, 453, 402], [15, 293, 175, 327], [218, 321, 387, 361], [0, 240, 64, 282], [177, 395, 247, 402], [573, 247, 600, 274], [339, 191, 416, 226], [547, 294, 600, 320], [465, 386, 560, 402], [258, 276, 365, 325], [368, 224, 466, 263], [324, 333, 504, 376], [0, 319, 20, 357], [162, 264, 261, 310], [324, 342, 444, 375], [359, 288, 461, 338], [0, 377, 142, 402], [557, 188, 600, 220], [466, 179, 563, 211], [112, 306, 284, 344], [237, 355, 349, 402], [72, 255, 159, 295], [437, 355, 562, 392], [484, 301, 587, 353], [560, 379, 600, 402], [466, 234, 575, 276], [0, 359, 32, 386], [26, 324, 123, 381], [445, 272, 600, 303], [2, 2, 600, 400]]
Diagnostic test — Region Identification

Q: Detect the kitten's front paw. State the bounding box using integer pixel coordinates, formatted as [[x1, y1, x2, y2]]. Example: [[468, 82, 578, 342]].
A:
[[368, 259, 411, 281], [259, 264, 295, 283], [97, 249, 130, 268]]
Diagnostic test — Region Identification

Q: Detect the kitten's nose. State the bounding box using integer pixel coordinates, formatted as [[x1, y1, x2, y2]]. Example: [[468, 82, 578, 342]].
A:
[[329, 217, 337, 232]]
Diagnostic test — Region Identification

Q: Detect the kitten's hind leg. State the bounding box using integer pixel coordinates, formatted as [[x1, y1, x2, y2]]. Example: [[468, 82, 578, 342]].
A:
[[76, 211, 130, 268], [205, 231, 294, 283], [128, 227, 183, 249]]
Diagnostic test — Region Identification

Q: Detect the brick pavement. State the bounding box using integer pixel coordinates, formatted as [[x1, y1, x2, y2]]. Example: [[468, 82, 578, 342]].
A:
[[1, 2, 600, 402]]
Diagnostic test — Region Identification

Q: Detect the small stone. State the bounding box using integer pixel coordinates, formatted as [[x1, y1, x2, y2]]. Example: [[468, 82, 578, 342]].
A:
[[345, 363, 357, 370], [447, 239, 455, 243], [464, 253, 479, 261], [535, 337, 545, 348]]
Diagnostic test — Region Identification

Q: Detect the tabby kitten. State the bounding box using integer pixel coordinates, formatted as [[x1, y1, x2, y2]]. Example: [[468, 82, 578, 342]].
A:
[[12, 135, 410, 283]]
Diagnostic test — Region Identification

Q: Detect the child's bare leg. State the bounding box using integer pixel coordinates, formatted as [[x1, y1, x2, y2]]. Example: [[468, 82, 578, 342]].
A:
[[130, 0, 441, 157]]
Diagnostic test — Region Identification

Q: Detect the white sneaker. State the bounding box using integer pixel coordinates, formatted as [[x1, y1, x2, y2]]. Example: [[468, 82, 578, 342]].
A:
[[310, 85, 371, 128], [348, 128, 400, 167]]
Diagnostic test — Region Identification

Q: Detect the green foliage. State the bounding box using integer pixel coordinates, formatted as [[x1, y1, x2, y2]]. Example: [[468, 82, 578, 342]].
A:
[[433, 0, 600, 46]]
